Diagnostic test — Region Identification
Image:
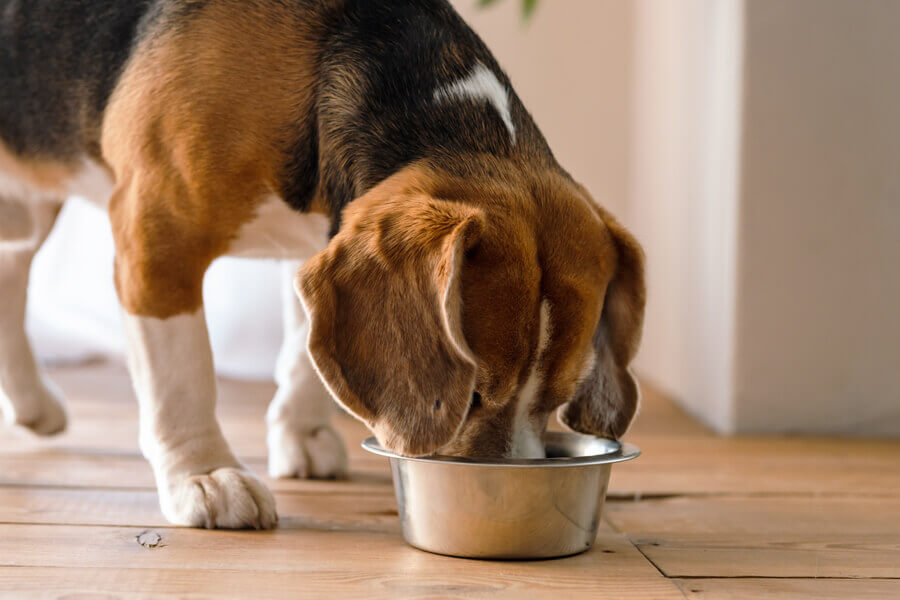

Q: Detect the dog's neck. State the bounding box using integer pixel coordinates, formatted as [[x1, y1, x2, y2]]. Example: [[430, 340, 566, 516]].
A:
[[290, 1, 557, 234]]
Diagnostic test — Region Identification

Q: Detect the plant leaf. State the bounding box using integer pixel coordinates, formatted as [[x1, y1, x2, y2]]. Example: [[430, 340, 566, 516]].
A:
[[522, 0, 539, 20]]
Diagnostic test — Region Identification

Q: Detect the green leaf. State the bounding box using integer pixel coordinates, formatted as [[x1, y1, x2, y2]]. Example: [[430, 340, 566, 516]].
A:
[[476, 0, 539, 23], [522, 0, 539, 20]]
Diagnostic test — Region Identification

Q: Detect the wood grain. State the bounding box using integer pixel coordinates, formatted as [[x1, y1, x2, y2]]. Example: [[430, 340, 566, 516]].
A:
[[0, 361, 896, 598], [674, 578, 900, 600], [0, 566, 686, 600], [607, 496, 900, 577], [0, 486, 399, 530], [0, 524, 683, 599], [0, 449, 393, 494], [609, 435, 900, 497]]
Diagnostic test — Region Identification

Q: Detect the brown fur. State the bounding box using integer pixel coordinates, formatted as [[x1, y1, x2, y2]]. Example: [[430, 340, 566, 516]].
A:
[[101, 0, 327, 317], [10, 0, 645, 456], [0, 198, 33, 242], [298, 166, 485, 457], [556, 205, 646, 439], [300, 158, 645, 457]]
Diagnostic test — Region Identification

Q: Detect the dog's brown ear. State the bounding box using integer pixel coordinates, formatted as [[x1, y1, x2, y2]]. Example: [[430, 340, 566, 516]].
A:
[[558, 213, 646, 439], [297, 187, 484, 457]]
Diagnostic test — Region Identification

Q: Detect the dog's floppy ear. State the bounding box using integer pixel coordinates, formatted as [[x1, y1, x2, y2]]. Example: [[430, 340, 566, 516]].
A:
[[558, 213, 646, 439], [297, 187, 484, 457]]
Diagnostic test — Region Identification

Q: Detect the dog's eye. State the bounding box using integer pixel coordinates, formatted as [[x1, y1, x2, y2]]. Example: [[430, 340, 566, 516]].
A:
[[471, 391, 483, 410]]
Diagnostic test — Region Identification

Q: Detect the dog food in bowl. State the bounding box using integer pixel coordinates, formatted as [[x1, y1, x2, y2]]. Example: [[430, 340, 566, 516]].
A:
[[362, 431, 640, 559]]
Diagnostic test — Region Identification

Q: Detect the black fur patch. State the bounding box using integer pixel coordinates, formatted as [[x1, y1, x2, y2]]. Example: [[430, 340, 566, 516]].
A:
[[308, 0, 555, 226], [1, 0, 557, 230], [0, 0, 156, 160]]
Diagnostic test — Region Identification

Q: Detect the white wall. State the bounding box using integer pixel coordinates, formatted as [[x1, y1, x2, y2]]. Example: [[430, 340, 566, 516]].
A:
[[630, 0, 900, 435], [452, 0, 634, 216], [629, 0, 744, 432], [733, 0, 900, 435]]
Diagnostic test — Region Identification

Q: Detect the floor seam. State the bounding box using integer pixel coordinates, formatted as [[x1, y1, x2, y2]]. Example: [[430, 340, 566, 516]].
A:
[[625, 533, 670, 578], [672, 575, 900, 581]]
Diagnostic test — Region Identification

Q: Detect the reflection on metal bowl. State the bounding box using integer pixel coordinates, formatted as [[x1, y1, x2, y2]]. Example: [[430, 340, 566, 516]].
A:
[[362, 431, 641, 559]]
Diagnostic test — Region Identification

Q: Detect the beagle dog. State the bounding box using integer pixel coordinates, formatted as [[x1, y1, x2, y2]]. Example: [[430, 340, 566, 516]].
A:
[[0, 0, 645, 529]]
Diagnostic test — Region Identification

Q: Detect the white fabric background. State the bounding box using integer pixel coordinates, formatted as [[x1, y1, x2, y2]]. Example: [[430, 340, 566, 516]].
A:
[[27, 198, 286, 381]]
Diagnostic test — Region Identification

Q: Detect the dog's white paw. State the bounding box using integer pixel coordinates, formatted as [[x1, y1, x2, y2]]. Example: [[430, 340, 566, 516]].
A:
[[2, 380, 67, 436], [267, 424, 348, 480], [159, 467, 278, 529]]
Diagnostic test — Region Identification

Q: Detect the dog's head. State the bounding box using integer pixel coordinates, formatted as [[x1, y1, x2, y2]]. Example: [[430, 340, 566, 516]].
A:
[[297, 163, 645, 458]]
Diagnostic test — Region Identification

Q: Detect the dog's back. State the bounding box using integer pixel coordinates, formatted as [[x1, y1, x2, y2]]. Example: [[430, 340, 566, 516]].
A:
[[0, 0, 155, 161]]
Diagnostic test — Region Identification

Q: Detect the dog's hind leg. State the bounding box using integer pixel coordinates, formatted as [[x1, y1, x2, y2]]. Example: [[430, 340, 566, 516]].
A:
[[0, 199, 67, 435], [267, 260, 348, 479]]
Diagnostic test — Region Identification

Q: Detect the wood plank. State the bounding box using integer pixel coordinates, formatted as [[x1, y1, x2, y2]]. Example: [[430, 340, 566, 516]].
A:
[[35, 361, 704, 439], [0, 566, 686, 600], [11, 414, 899, 498], [674, 578, 900, 600], [5, 361, 898, 499], [0, 449, 392, 494], [1, 362, 394, 465], [606, 496, 900, 578], [0, 408, 381, 465], [625, 380, 711, 438], [0, 524, 684, 600], [0, 486, 399, 531], [0, 400, 376, 462], [607, 496, 900, 535], [0, 482, 681, 598], [2, 361, 893, 597], [610, 435, 900, 497], [635, 532, 899, 578]]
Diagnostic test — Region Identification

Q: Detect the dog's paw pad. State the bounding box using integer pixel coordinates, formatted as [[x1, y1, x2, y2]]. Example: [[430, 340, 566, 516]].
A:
[[162, 467, 278, 530], [267, 424, 348, 480]]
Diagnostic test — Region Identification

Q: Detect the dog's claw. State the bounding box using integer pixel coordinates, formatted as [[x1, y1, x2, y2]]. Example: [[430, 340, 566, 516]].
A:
[[159, 467, 278, 529]]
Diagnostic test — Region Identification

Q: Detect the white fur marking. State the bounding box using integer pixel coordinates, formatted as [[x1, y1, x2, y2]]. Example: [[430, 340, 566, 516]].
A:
[[121, 310, 221, 462], [0, 146, 51, 205], [0, 202, 67, 434], [122, 310, 277, 528], [439, 234, 477, 366], [267, 261, 348, 479], [0, 156, 113, 207], [578, 350, 597, 386], [228, 196, 331, 259], [434, 62, 517, 144], [510, 300, 551, 458], [65, 159, 114, 207]]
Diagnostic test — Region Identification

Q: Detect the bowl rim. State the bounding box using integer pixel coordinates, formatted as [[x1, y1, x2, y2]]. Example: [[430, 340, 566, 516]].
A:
[[361, 431, 641, 468]]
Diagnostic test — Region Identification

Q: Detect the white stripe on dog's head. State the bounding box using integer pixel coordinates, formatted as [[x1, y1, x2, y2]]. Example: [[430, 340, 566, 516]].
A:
[[434, 62, 516, 144], [509, 299, 551, 458]]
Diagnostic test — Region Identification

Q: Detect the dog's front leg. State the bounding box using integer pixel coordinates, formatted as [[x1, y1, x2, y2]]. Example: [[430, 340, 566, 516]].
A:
[[267, 261, 348, 479], [111, 194, 277, 529], [122, 310, 277, 529]]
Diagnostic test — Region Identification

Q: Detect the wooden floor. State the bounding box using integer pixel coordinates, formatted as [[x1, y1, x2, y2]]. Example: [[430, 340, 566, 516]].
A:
[[1, 362, 898, 599]]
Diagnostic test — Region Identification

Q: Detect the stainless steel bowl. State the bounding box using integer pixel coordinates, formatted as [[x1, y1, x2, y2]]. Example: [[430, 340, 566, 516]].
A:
[[362, 431, 640, 559]]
